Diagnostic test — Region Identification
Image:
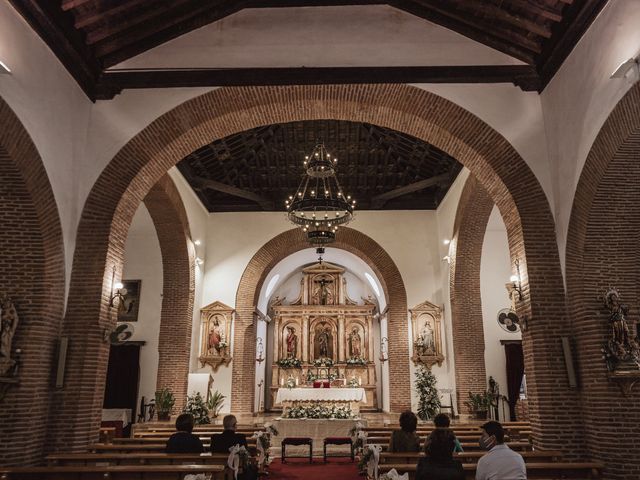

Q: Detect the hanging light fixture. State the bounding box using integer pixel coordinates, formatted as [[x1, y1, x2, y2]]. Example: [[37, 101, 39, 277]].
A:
[[285, 143, 355, 246]]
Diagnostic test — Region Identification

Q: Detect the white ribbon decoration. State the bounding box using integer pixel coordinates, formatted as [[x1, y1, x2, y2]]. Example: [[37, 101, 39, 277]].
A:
[[366, 444, 382, 480], [357, 430, 368, 448], [227, 444, 242, 480], [252, 431, 266, 467], [381, 469, 409, 480]]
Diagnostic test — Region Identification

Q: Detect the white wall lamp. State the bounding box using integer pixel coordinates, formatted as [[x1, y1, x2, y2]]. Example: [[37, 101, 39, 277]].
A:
[[507, 259, 524, 302], [0, 61, 11, 75], [611, 57, 640, 82], [108, 266, 127, 309]]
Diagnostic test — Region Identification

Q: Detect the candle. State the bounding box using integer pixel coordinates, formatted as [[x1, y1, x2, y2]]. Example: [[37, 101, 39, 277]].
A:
[[358, 376, 362, 386], [281, 378, 284, 387], [295, 378, 299, 386]]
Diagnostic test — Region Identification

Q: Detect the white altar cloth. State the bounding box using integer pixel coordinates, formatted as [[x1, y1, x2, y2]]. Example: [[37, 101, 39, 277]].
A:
[[276, 387, 367, 404], [101, 408, 132, 427]]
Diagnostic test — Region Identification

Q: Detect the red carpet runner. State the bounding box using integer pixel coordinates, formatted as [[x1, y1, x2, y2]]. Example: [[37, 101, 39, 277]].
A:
[[268, 458, 362, 479]]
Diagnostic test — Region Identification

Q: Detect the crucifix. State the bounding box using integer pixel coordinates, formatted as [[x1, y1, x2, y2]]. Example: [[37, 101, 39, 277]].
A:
[[314, 277, 333, 305]]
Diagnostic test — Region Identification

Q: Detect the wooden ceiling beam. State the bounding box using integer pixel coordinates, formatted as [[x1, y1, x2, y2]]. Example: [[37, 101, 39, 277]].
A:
[[450, 0, 552, 38], [505, 0, 563, 22], [370, 173, 450, 208], [194, 177, 275, 210], [392, 0, 538, 64], [97, 1, 248, 67], [61, 0, 94, 11], [94, 65, 541, 98], [405, 0, 543, 52], [74, 0, 156, 30], [537, 0, 609, 90], [85, 0, 195, 45]]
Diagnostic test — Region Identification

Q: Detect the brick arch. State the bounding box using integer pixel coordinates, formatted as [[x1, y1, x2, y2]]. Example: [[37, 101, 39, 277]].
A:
[[59, 84, 577, 453], [234, 227, 408, 413], [449, 174, 494, 414], [143, 175, 195, 413], [0, 97, 65, 465], [566, 83, 640, 479]]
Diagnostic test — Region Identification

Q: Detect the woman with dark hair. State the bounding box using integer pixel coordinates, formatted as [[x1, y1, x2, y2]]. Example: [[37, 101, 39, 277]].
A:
[[388, 410, 421, 452], [416, 429, 464, 480]]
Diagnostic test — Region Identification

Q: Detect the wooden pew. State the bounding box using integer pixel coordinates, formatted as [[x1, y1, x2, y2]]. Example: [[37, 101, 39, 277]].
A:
[[0, 464, 225, 480], [47, 452, 234, 466], [365, 438, 532, 452], [378, 462, 603, 480], [379, 450, 563, 464], [89, 442, 257, 455]]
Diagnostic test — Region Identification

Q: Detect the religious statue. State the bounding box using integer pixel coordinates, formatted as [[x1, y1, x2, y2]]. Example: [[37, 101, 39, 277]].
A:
[[286, 326, 298, 358], [313, 276, 333, 305], [418, 321, 436, 355], [208, 318, 222, 354], [318, 329, 330, 358], [0, 296, 19, 376], [349, 326, 362, 358], [603, 288, 640, 371]]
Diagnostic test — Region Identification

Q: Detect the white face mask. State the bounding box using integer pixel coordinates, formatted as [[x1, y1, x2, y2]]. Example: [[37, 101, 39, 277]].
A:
[[479, 433, 496, 450]]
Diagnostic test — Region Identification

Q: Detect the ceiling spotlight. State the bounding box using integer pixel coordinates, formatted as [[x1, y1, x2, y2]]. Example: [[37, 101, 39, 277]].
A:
[[611, 57, 640, 79], [194, 239, 202, 246], [443, 239, 451, 245], [0, 60, 11, 74]]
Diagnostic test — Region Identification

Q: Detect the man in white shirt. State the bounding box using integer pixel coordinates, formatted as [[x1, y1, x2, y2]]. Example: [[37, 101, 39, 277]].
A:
[[476, 421, 527, 480]]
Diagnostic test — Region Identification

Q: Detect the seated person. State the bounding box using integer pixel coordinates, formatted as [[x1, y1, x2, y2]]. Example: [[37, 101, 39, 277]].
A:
[[211, 414, 248, 453], [416, 429, 464, 480], [165, 413, 204, 453], [388, 410, 421, 453], [475, 421, 526, 480], [432, 413, 463, 452]]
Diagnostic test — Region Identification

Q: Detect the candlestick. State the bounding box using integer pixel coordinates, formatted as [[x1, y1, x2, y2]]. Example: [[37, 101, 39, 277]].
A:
[[358, 376, 362, 386], [295, 378, 299, 386], [281, 378, 284, 387]]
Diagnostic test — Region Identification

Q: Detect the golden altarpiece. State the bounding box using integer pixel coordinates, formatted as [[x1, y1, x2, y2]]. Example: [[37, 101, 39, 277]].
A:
[[270, 262, 378, 410]]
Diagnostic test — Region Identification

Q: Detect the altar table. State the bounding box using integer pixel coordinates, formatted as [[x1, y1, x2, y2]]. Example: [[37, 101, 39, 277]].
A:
[[275, 387, 367, 415]]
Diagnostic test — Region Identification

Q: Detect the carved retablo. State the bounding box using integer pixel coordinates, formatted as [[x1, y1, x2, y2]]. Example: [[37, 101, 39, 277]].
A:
[[199, 301, 234, 372], [270, 262, 378, 410]]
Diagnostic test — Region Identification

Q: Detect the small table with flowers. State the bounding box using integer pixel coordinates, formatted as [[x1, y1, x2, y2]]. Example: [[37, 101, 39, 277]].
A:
[[275, 387, 367, 417]]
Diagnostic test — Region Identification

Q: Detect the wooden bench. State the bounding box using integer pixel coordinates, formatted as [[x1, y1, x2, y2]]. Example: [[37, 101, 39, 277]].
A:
[[88, 443, 257, 455], [0, 464, 225, 480], [47, 452, 236, 466], [378, 450, 563, 464], [364, 438, 532, 452], [378, 462, 603, 480]]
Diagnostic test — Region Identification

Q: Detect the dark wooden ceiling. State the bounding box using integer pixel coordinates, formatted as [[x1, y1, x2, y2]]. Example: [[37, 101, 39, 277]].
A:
[[10, 0, 608, 99], [177, 120, 463, 212]]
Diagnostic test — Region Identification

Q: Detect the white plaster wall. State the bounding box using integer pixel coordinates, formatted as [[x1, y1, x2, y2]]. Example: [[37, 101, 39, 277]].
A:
[[541, 0, 640, 273], [117, 6, 521, 69], [480, 207, 520, 421], [122, 205, 163, 413]]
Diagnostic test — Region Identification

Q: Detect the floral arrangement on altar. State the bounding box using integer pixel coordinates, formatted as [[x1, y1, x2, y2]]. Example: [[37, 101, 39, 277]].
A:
[[252, 424, 279, 467], [284, 402, 353, 419], [285, 377, 296, 389], [346, 356, 367, 366], [276, 357, 302, 368], [347, 377, 361, 388], [313, 357, 334, 367]]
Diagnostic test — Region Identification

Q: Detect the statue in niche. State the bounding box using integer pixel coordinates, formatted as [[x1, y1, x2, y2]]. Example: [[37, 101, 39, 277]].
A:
[[603, 288, 640, 371], [313, 276, 334, 305], [286, 326, 298, 358], [314, 324, 333, 360], [0, 296, 19, 376], [348, 326, 362, 358], [418, 320, 436, 356], [207, 316, 223, 355]]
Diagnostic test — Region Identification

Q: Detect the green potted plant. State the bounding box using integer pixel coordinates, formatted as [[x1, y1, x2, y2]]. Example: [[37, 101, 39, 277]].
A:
[[183, 392, 211, 425], [155, 387, 176, 421], [207, 389, 226, 419], [465, 391, 493, 420]]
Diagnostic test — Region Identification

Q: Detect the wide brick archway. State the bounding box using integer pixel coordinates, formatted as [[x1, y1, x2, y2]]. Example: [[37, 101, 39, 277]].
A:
[[143, 175, 195, 413], [566, 83, 640, 480], [449, 174, 494, 414], [234, 227, 408, 413], [57, 84, 580, 455], [0, 97, 65, 466]]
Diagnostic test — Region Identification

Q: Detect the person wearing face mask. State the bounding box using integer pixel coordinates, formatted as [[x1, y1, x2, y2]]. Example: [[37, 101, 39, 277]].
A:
[[475, 421, 526, 480]]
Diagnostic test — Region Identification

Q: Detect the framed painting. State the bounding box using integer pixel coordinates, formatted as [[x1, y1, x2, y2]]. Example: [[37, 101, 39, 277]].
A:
[[117, 280, 142, 322]]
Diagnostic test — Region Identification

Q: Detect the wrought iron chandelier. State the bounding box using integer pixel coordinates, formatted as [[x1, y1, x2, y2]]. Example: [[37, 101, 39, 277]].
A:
[[285, 143, 355, 245]]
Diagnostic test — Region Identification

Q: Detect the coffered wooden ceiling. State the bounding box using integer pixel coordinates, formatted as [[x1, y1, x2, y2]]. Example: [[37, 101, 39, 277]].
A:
[[177, 120, 463, 212], [10, 0, 608, 99]]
